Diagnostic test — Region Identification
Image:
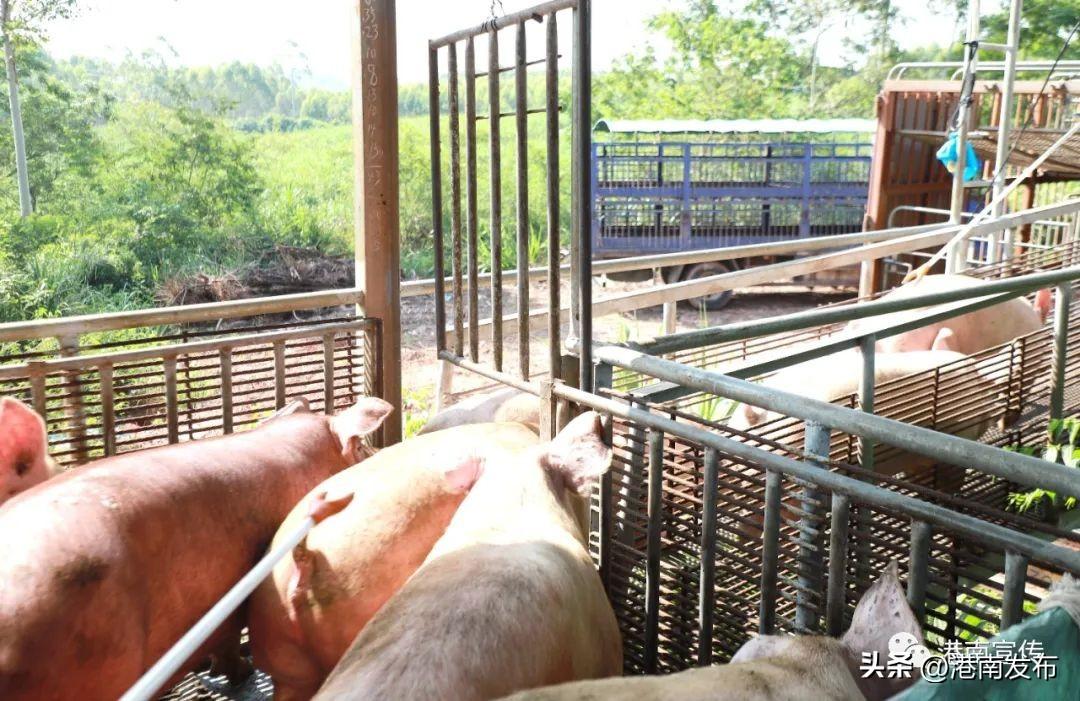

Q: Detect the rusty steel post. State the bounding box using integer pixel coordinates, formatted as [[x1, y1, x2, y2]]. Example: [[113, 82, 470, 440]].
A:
[[353, 0, 402, 444]]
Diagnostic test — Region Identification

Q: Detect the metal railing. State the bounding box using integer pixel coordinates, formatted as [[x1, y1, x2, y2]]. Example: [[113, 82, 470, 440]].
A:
[[0, 289, 379, 464], [550, 380, 1080, 669]]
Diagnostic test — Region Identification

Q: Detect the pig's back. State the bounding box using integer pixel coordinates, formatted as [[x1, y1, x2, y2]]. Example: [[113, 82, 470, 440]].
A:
[[317, 541, 621, 701], [500, 640, 861, 701], [0, 414, 343, 698]]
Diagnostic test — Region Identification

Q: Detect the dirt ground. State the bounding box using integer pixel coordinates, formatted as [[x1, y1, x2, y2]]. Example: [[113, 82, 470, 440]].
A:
[[398, 275, 854, 421]]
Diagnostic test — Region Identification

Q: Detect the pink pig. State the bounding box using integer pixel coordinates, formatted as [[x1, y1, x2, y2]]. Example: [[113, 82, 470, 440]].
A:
[[0, 398, 58, 506], [313, 412, 623, 701], [248, 421, 540, 700], [847, 274, 1051, 354], [0, 397, 391, 700]]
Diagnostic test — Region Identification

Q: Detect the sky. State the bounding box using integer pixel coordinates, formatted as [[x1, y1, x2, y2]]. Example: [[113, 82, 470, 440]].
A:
[[44, 0, 992, 90]]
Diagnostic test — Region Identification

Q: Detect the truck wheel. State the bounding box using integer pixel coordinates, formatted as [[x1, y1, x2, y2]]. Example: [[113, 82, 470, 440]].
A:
[[682, 261, 734, 311]]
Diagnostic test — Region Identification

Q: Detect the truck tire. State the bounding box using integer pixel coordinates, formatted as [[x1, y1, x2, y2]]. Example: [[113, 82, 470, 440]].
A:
[[682, 261, 734, 311]]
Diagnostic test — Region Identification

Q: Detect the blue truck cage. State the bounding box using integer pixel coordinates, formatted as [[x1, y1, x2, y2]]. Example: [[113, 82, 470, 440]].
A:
[[591, 119, 876, 259]]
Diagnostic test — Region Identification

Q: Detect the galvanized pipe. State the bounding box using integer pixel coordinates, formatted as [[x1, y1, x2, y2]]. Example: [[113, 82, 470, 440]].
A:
[[796, 421, 830, 632], [858, 335, 876, 473], [907, 520, 932, 623], [642, 267, 1080, 356], [825, 493, 850, 637], [593, 345, 1080, 501], [698, 447, 719, 665], [643, 428, 664, 674], [399, 221, 963, 299], [759, 469, 782, 635], [552, 388, 1080, 576], [120, 512, 320, 701], [1001, 550, 1029, 629], [1051, 282, 1073, 419], [514, 21, 530, 380], [573, 0, 593, 391]]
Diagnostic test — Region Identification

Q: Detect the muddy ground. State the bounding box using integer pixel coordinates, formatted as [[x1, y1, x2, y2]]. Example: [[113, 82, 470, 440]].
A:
[[398, 275, 854, 422]]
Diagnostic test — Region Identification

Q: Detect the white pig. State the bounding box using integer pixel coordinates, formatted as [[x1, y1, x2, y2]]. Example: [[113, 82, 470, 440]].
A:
[[420, 387, 541, 434], [846, 274, 1051, 354], [500, 562, 923, 701], [313, 411, 623, 700]]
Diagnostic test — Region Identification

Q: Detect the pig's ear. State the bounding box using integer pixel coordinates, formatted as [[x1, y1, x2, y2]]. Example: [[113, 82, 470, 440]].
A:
[[841, 561, 923, 661], [1034, 288, 1053, 323], [0, 398, 49, 479], [261, 397, 311, 425], [731, 403, 764, 429], [543, 411, 612, 495], [931, 327, 959, 352], [330, 397, 394, 462]]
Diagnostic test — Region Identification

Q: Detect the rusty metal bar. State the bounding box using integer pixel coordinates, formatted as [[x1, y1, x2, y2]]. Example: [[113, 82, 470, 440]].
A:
[[514, 21, 530, 379], [1051, 282, 1073, 418], [28, 363, 47, 418], [428, 46, 446, 354], [1001, 550, 1029, 629], [273, 341, 286, 410], [825, 493, 850, 637], [546, 14, 561, 383], [698, 446, 719, 665], [572, 0, 592, 390], [476, 55, 558, 78], [644, 428, 664, 673], [220, 348, 234, 435], [907, 520, 932, 623], [759, 469, 782, 635], [0, 321, 369, 381], [323, 333, 336, 412], [448, 42, 464, 359], [99, 363, 115, 457], [796, 421, 829, 632], [488, 29, 503, 372], [429, 0, 574, 48], [163, 357, 179, 445], [0, 288, 366, 344], [437, 349, 540, 396], [465, 37, 480, 363]]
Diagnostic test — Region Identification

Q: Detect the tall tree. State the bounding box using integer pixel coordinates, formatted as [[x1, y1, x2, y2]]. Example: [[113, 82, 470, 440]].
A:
[[0, 0, 76, 216]]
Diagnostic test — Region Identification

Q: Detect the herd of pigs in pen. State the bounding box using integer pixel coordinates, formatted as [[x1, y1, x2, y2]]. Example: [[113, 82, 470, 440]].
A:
[[4, 2, 1080, 698], [0, 236, 1079, 700]]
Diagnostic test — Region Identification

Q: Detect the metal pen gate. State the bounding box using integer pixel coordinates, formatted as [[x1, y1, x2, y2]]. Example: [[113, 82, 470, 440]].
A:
[[426, 0, 594, 434]]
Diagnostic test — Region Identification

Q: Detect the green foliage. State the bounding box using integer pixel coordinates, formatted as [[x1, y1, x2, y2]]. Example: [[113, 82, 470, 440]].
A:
[[1005, 416, 1080, 518], [984, 0, 1080, 60]]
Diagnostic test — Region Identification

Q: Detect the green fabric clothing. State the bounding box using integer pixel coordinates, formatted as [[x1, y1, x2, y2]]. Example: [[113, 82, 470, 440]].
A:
[[894, 606, 1080, 700]]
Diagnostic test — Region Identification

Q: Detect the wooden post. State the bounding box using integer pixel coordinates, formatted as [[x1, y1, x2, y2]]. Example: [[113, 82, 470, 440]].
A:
[[860, 89, 897, 297], [353, 0, 402, 445]]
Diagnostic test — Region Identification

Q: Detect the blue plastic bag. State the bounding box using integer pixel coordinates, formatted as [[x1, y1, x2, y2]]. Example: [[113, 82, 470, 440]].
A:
[[936, 132, 982, 182]]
